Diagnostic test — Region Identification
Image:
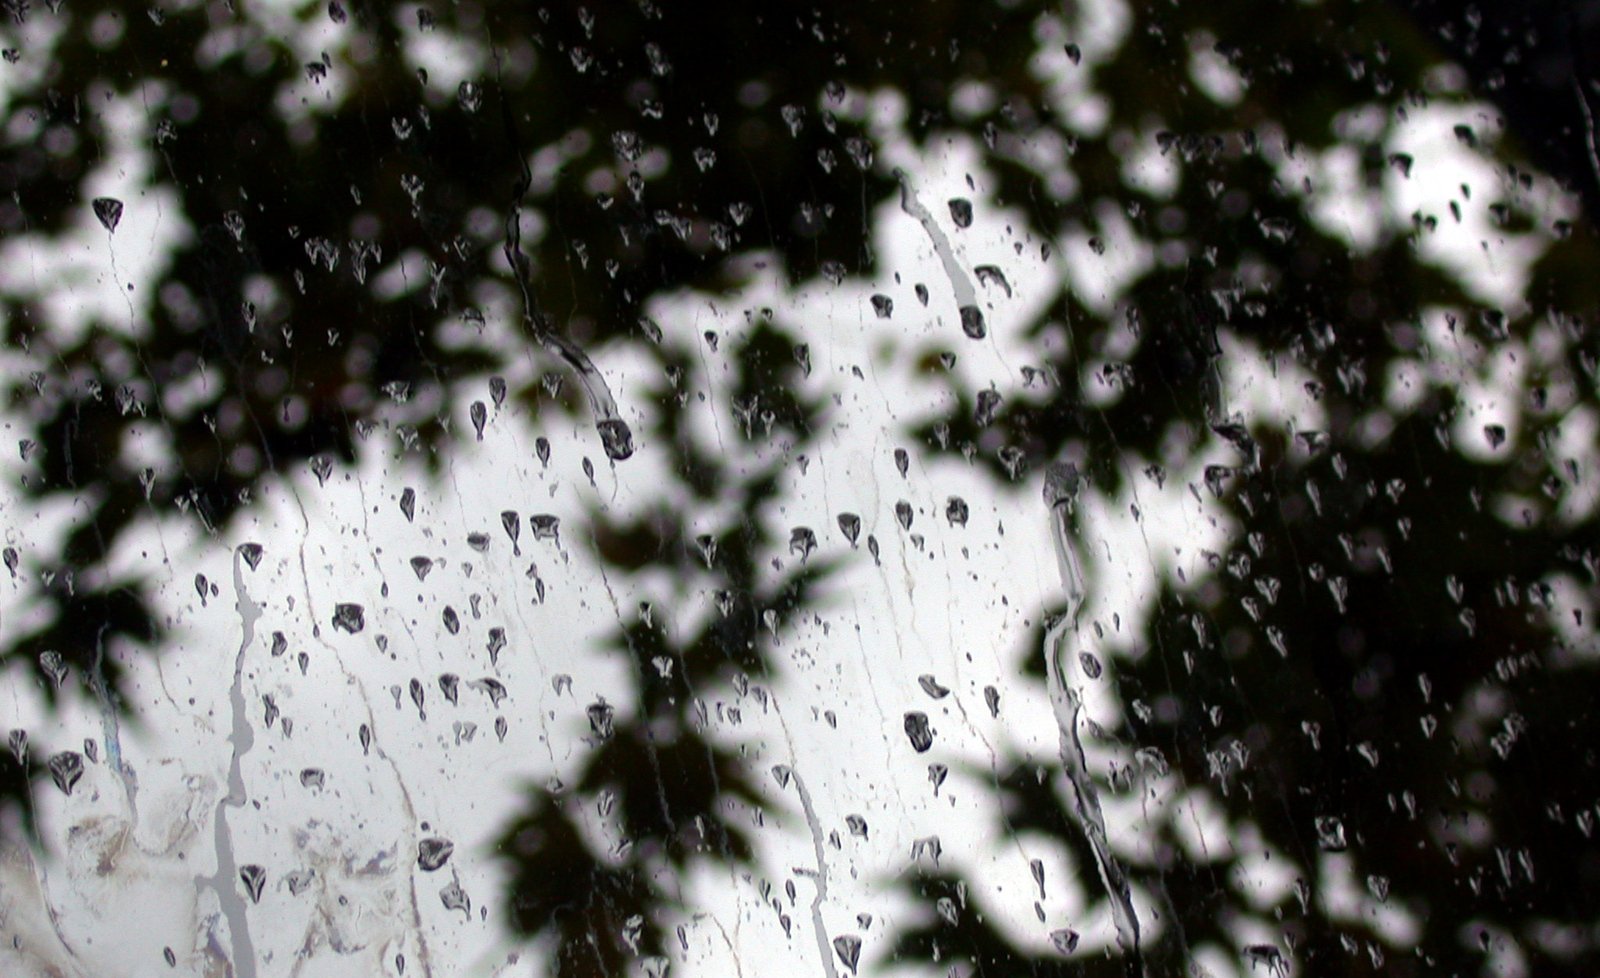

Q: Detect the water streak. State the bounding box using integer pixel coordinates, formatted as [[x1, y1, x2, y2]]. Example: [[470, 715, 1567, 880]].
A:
[[1042, 464, 1144, 974]]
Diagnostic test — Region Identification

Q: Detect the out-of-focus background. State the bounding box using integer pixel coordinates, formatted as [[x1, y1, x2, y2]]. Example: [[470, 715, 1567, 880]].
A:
[[2, 1, 1599, 975]]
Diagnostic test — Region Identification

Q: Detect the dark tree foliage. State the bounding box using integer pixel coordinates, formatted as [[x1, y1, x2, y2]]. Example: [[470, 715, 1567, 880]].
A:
[[1, 0, 1598, 975]]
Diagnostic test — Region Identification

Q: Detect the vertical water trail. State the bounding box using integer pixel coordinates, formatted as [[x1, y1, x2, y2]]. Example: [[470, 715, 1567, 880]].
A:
[[792, 769, 841, 978], [1041, 463, 1145, 975], [892, 169, 986, 339], [495, 65, 634, 461], [198, 545, 261, 978], [775, 704, 840, 978]]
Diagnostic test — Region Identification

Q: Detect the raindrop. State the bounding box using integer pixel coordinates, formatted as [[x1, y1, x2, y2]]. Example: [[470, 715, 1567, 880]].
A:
[[502, 510, 521, 552], [974, 389, 1002, 426], [1315, 815, 1348, 852], [530, 514, 561, 542], [837, 513, 861, 545], [974, 265, 1011, 297], [871, 294, 894, 319], [789, 527, 817, 561], [1484, 424, 1507, 449], [471, 402, 487, 440], [915, 283, 930, 306], [410, 557, 433, 580], [239, 865, 266, 904], [1050, 928, 1080, 954], [903, 712, 933, 752], [48, 751, 83, 795], [418, 837, 455, 871], [536, 437, 551, 466], [948, 198, 973, 228], [92, 197, 123, 232], [1079, 651, 1102, 680], [440, 882, 469, 915], [470, 677, 507, 707], [983, 686, 1000, 717], [832, 934, 863, 973], [38, 650, 67, 689], [895, 501, 913, 530], [588, 700, 615, 739], [300, 768, 325, 789], [400, 488, 416, 521], [917, 675, 950, 699], [959, 305, 986, 339], [597, 418, 634, 460], [332, 603, 365, 634], [945, 497, 969, 526]]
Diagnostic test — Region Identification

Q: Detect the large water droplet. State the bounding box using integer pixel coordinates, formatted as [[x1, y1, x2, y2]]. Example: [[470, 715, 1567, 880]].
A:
[[332, 603, 365, 634], [92, 197, 124, 232], [418, 837, 455, 871], [48, 751, 83, 795], [597, 418, 634, 460], [239, 865, 266, 904], [903, 712, 933, 752], [959, 304, 986, 339], [832, 934, 863, 972]]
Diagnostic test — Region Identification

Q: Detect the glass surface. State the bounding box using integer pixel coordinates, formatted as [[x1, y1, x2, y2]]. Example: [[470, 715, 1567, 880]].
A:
[[2, 1, 1599, 976]]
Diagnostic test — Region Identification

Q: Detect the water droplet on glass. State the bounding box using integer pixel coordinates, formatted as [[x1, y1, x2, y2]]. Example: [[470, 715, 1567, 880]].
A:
[[832, 934, 863, 973], [418, 837, 455, 871], [903, 711, 933, 752], [530, 514, 560, 542], [48, 751, 83, 795], [917, 675, 950, 699], [92, 197, 123, 232], [1050, 928, 1081, 954], [1079, 651, 1102, 679], [588, 700, 615, 739], [975, 264, 1011, 297], [239, 865, 266, 904], [1315, 815, 1348, 852], [947, 198, 973, 228], [332, 603, 365, 634], [837, 513, 861, 545], [945, 497, 969, 526], [38, 650, 67, 689], [959, 305, 986, 339], [400, 487, 416, 521], [595, 418, 634, 460]]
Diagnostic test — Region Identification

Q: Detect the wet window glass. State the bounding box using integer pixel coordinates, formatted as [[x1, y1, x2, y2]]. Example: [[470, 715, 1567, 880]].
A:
[[3, 1, 1599, 976]]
